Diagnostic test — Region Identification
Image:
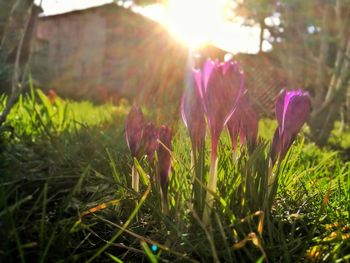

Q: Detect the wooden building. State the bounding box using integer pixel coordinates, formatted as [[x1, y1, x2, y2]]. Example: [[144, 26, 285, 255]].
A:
[[31, 3, 187, 111], [31, 3, 286, 117]]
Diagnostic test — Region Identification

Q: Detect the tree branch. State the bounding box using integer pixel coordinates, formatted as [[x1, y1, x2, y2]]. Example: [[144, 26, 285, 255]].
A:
[[0, 2, 34, 125]]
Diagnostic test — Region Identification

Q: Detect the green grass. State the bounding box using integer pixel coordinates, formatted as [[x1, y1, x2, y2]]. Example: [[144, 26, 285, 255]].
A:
[[0, 89, 349, 262]]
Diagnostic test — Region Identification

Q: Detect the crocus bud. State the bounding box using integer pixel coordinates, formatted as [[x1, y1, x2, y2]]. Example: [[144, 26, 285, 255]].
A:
[[227, 93, 259, 151], [47, 89, 57, 103], [195, 58, 245, 226], [157, 125, 172, 200], [181, 78, 206, 152], [270, 89, 311, 165], [193, 58, 245, 158], [125, 105, 144, 158], [142, 122, 159, 163]]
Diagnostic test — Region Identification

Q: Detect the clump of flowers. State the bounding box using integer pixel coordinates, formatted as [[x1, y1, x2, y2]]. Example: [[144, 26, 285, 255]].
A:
[[142, 122, 159, 163], [270, 89, 312, 166], [125, 105, 144, 192], [268, 89, 311, 203], [125, 106, 172, 209], [191, 58, 245, 225], [181, 56, 311, 225], [227, 92, 259, 153], [181, 73, 206, 213], [125, 56, 311, 227]]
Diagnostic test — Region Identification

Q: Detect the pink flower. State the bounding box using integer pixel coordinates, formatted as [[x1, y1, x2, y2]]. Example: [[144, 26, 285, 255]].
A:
[[142, 122, 159, 162], [227, 93, 259, 151], [270, 89, 311, 165], [125, 105, 144, 158], [181, 78, 206, 152], [193, 58, 245, 159]]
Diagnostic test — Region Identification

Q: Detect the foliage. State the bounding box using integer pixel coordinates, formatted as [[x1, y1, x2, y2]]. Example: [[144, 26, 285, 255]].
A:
[[236, 0, 350, 146], [0, 91, 349, 262], [0, 0, 40, 126]]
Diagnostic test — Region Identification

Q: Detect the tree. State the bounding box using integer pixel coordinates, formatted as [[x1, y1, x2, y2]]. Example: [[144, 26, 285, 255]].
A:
[[237, 0, 350, 146], [0, 0, 41, 125]]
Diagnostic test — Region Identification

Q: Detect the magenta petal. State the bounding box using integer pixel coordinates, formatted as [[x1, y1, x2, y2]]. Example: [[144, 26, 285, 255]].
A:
[[142, 122, 159, 162], [272, 89, 311, 164], [243, 106, 259, 148], [192, 58, 245, 158], [239, 131, 246, 146], [270, 128, 280, 166], [283, 93, 312, 135], [205, 62, 243, 141], [227, 113, 240, 151], [203, 59, 216, 92], [222, 59, 232, 75], [193, 69, 204, 101], [181, 79, 206, 152], [276, 89, 310, 135], [275, 89, 286, 134], [125, 105, 144, 158], [227, 93, 259, 151], [279, 131, 295, 161]]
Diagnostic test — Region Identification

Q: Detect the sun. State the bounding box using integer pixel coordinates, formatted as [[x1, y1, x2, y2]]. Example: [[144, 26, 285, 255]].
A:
[[165, 0, 227, 48]]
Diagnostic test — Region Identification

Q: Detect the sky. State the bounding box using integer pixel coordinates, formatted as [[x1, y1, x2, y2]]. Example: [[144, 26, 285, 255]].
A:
[[34, 0, 270, 54], [34, 0, 115, 16]]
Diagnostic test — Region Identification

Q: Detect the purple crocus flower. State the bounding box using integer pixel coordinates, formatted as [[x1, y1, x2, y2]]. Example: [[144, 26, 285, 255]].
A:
[[125, 105, 144, 158], [193, 58, 245, 225], [227, 93, 259, 151], [142, 122, 159, 163], [270, 89, 311, 165], [181, 78, 206, 152], [157, 125, 172, 200], [193, 58, 245, 158]]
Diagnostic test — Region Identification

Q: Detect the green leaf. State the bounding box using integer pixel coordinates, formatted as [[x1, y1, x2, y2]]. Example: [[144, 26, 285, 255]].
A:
[[141, 241, 158, 263], [105, 252, 124, 263], [133, 158, 150, 186]]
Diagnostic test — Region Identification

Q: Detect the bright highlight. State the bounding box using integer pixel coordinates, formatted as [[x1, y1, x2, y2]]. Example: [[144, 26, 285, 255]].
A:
[[165, 0, 226, 48]]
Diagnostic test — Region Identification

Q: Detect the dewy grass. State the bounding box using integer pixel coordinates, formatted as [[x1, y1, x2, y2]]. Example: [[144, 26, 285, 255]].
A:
[[0, 90, 350, 262]]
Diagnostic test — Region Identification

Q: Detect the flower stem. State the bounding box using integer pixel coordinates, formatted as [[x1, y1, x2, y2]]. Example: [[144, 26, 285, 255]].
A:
[[267, 158, 274, 198], [192, 142, 205, 214], [202, 154, 218, 226], [161, 190, 169, 214], [131, 164, 139, 192], [267, 158, 281, 210]]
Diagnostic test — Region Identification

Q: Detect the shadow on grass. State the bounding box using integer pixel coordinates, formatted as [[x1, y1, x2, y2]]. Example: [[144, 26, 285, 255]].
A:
[[0, 119, 135, 262], [0, 121, 349, 262]]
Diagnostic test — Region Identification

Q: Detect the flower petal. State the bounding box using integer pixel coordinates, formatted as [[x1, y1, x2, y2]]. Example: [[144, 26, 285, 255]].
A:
[[193, 69, 204, 101], [125, 105, 144, 158], [275, 89, 286, 134], [270, 128, 280, 166], [284, 92, 311, 136], [272, 89, 311, 164], [205, 60, 244, 141], [203, 59, 216, 92], [227, 93, 259, 151], [142, 122, 159, 162], [181, 78, 206, 152]]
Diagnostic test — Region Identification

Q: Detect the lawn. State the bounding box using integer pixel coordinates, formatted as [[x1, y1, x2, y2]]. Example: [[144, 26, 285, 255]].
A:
[[0, 89, 349, 262]]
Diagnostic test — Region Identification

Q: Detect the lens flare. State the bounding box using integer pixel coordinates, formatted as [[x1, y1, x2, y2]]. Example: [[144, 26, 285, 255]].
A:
[[165, 0, 226, 48]]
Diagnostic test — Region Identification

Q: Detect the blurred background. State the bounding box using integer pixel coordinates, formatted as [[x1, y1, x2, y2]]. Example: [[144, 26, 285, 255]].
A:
[[0, 0, 349, 146]]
